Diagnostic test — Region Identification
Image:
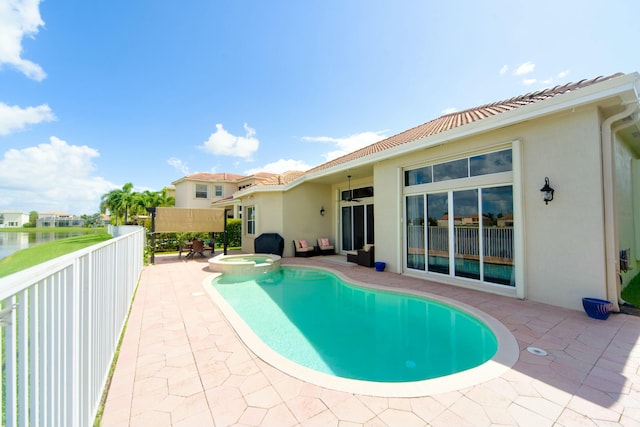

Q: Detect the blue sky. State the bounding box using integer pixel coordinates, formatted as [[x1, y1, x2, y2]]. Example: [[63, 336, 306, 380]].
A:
[[1, 0, 638, 215]]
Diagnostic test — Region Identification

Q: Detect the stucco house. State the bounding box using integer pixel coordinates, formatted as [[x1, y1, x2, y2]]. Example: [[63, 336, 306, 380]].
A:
[[0, 211, 29, 228], [171, 172, 278, 219], [177, 72, 640, 312], [37, 211, 85, 228]]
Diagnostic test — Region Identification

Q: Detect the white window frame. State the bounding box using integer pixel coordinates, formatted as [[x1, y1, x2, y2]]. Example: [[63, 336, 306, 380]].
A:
[[195, 183, 208, 199], [246, 206, 256, 235], [402, 141, 524, 299], [215, 185, 223, 197]]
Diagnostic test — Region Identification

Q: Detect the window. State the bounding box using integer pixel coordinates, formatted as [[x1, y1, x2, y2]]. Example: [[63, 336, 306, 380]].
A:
[[406, 186, 514, 286], [470, 150, 512, 176], [195, 184, 208, 199], [405, 149, 512, 186], [246, 206, 256, 235], [434, 158, 468, 182], [341, 186, 374, 201], [215, 185, 223, 197], [405, 166, 432, 186], [404, 148, 515, 287]]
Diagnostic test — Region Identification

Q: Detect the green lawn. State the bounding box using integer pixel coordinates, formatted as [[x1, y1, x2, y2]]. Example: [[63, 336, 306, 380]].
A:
[[622, 273, 640, 307], [0, 233, 112, 278]]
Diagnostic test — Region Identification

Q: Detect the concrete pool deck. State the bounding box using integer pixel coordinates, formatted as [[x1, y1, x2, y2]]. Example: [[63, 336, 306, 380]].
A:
[[101, 253, 640, 426]]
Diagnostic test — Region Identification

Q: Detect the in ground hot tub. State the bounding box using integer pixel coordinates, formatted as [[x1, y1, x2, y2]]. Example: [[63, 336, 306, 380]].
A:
[[209, 253, 281, 275]]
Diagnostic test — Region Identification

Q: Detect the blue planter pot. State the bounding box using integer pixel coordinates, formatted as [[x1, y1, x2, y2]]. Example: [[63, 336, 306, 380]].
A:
[[374, 262, 386, 272], [582, 297, 613, 320]]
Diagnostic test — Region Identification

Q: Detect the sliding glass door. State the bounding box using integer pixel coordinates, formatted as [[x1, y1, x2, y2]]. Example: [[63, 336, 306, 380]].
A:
[[405, 186, 514, 286], [341, 204, 374, 251]]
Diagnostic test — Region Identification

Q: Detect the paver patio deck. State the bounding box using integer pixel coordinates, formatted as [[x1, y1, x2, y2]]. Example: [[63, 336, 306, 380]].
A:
[[101, 253, 640, 426]]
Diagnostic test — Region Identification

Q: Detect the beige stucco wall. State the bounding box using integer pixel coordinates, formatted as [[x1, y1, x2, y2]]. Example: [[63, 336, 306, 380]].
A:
[[374, 105, 608, 310], [174, 181, 238, 208], [282, 183, 334, 257], [241, 192, 283, 253], [240, 183, 333, 257]]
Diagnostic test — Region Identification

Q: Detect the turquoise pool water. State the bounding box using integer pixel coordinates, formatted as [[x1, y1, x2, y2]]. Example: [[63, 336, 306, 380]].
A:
[[212, 267, 498, 383]]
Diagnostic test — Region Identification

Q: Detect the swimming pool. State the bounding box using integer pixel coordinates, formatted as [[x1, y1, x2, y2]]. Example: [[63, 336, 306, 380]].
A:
[[205, 266, 519, 396]]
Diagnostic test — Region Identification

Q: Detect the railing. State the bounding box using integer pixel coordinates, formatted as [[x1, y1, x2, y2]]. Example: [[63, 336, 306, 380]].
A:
[[0, 226, 145, 427], [407, 225, 514, 260]]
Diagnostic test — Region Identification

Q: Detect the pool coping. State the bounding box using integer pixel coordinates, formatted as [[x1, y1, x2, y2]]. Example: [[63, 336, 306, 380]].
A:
[[202, 264, 520, 398]]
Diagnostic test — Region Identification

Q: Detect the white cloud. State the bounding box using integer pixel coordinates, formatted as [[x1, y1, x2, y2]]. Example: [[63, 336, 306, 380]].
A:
[[303, 130, 387, 162], [244, 158, 311, 175], [0, 136, 116, 214], [167, 157, 190, 175], [199, 123, 259, 159], [514, 61, 535, 76], [0, 102, 56, 135], [0, 0, 46, 81], [499, 65, 509, 75], [441, 107, 458, 115], [557, 69, 570, 79], [522, 78, 537, 86]]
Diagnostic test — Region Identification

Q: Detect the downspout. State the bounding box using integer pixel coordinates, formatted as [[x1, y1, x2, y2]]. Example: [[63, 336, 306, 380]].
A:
[[601, 101, 639, 312]]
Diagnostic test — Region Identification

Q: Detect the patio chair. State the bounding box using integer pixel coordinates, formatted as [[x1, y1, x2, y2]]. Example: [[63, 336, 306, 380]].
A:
[[317, 237, 335, 255], [187, 239, 206, 258], [347, 244, 374, 267], [293, 240, 315, 257]]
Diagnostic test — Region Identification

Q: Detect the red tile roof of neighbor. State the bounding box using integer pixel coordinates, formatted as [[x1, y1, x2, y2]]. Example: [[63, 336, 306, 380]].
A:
[[303, 73, 625, 175], [257, 170, 306, 186], [183, 172, 277, 181]]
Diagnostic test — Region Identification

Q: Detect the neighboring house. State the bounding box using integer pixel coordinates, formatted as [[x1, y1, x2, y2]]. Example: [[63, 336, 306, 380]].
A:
[[0, 211, 29, 228], [227, 72, 640, 312], [37, 211, 86, 228], [172, 172, 277, 219]]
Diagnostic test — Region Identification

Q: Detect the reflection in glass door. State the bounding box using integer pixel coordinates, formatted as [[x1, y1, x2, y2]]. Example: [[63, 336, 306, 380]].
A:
[[341, 204, 374, 251], [406, 195, 425, 270], [453, 189, 480, 280], [341, 207, 352, 251], [427, 193, 449, 274], [482, 186, 514, 285]]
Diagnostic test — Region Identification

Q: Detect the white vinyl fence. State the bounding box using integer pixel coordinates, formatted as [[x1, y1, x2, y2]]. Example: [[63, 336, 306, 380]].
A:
[[0, 226, 145, 427]]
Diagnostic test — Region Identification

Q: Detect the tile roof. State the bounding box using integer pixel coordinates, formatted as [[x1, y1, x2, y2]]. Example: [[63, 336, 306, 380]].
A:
[[183, 172, 249, 181], [305, 73, 625, 174], [255, 170, 306, 186]]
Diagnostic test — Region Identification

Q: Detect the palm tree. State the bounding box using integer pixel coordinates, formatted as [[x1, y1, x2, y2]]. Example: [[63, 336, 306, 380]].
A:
[[100, 183, 135, 225], [140, 188, 175, 209]]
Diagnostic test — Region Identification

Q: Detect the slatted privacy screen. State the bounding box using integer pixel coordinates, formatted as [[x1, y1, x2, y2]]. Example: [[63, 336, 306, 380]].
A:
[[154, 207, 225, 232]]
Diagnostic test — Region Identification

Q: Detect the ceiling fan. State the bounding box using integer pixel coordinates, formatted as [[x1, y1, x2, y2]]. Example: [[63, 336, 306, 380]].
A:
[[346, 175, 361, 202]]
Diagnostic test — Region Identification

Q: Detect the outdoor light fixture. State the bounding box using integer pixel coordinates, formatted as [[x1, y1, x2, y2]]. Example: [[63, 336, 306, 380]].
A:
[[540, 177, 554, 204], [320, 207, 325, 216]]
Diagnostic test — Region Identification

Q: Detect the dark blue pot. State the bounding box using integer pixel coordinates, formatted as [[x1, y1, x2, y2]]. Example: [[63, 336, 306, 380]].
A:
[[582, 297, 613, 320]]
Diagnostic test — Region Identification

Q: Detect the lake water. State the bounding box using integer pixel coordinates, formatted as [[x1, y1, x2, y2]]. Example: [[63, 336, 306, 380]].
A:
[[0, 231, 86, 261]]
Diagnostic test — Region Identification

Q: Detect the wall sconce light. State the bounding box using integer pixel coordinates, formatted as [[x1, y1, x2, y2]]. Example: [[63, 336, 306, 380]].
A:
[[540, 177, 554, 204], [320, 207, 325, 216]]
